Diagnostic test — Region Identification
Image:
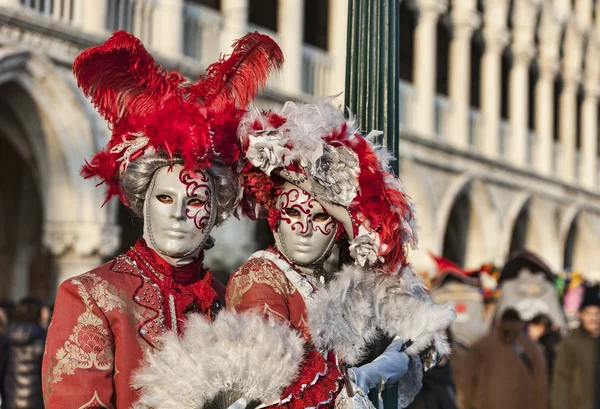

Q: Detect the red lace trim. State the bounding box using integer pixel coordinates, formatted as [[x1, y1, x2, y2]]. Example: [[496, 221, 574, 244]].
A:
[[267, 350, 344, 409], [127, 239, 219, 333]]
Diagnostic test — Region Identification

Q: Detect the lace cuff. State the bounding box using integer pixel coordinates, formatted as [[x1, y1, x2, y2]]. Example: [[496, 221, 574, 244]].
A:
[[397, 356, 423, 409]]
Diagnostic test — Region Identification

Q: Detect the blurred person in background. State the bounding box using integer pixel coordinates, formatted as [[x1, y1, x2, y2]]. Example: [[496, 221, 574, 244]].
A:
[[1, 297, 46, 409], [527, 314, 561, 385], [552, 283, 600, 409], [39, 304, 52, 330], [459, 308, 547, 409], [408, 328, 458, 409]]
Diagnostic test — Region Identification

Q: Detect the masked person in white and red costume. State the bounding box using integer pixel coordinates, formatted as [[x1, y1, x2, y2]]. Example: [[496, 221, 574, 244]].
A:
[[41, 31, 283, 408], [226, 101, 456, 408]]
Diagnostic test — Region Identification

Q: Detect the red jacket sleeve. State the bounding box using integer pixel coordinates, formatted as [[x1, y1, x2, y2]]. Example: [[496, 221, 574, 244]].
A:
[[226, 258, 291, 323], [42, 277, 116, 409], [226, 259, 343, 409]]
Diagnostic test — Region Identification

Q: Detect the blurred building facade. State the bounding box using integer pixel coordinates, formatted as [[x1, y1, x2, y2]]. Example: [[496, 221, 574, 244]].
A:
[[0, 0, 598, 302]]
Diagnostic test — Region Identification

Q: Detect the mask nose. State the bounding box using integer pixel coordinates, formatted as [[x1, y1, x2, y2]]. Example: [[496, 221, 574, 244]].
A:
[[299, 216, 313, 237], [172, 197, 187, 221]]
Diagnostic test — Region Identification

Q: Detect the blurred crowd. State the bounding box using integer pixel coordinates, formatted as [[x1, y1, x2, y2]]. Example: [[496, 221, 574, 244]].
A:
[[0, 298, 52, 409], [406, 251, 600, 409]]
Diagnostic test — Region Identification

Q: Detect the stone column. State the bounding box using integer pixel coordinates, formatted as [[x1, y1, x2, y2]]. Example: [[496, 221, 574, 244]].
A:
[[44, 222, 121, 292], [278, 0, 305, 95], [559, 22, 583, 183], [220, 0, 249, 52], [53, 255, 103, 289], [559, 75, 578, 182], [151, 0, 184, 57], [535, 7, 561, 175], [479, 0, 509, 157], [327, 0, 348, 98], [412, 0, 446, 137], [581, 85, 599, 188], [448, 7, 480, 148], [535, 58, 559, 175], [508, 0, 537, 167], [508, 46, 534, 166], [75, 0, 108, 35], [480, 28, 508, 157], [11, 242, 35, 300]]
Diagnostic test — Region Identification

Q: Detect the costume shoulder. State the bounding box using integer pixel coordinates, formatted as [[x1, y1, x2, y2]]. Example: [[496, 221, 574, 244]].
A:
[[226, 256, 292, 311]]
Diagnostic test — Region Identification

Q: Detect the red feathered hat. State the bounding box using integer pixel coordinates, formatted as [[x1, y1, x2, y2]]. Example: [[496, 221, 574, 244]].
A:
[[237, 100, 417, 274], [75, 30, 283, 204]]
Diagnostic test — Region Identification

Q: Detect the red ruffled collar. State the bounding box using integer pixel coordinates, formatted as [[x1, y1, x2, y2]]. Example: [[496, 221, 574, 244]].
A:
[[128, 239, 219, 333]]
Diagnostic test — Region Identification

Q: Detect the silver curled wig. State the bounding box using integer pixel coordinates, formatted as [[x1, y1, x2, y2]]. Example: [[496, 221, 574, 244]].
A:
[[119, 154, 240, 227]]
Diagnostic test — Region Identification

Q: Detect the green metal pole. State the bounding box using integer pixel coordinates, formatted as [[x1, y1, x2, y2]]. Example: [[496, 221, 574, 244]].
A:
[[345, 0, 400, 172], [345, 1, 401, 408]]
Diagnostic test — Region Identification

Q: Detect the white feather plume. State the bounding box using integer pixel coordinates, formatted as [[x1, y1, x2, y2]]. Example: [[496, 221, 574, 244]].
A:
[[307, 265, 456, 365], [132, 312, 304, 409]]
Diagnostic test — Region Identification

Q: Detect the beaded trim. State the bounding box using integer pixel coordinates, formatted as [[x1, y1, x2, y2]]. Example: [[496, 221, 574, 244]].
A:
[[117, 254, 167, 336], [169, 294, 177, 333]]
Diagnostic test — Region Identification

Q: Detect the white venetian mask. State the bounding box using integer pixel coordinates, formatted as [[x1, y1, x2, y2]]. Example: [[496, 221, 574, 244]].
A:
[[274, 183, 337, 266], [143, 164, 216, 263]]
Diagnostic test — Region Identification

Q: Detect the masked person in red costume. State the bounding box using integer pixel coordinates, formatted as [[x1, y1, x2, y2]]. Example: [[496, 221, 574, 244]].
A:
[[41, 30, 283, 409], [227, 101, 456, 408]]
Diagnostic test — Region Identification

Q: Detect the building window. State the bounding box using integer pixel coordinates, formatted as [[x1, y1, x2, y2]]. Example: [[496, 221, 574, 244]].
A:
[[500, 48, 512, 120], [398, 1, 416, 83], [186, 0, 220, 9], [249, 0, 278, 31], [576, 85, 584, 150], [470, 29, 484, 109], [303, 0, 328, 50], [528, 62, 538, 131], [435, 14, 451, 96], [553, 75, 563, 142]]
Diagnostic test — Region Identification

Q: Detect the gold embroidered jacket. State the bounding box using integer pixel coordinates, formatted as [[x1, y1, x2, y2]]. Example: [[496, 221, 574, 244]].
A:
[[42, 255, 225, 409]]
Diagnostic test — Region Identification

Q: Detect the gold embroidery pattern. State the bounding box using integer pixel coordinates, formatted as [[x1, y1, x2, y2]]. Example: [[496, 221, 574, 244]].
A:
[[78, 391, 109, 409], [46, 273, 144, 387], [226, 258, 292, 309]]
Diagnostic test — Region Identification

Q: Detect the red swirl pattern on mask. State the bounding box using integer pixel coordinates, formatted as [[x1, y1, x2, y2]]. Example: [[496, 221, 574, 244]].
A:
[[278, 188, 335, 235], [179, 169, 212, 230]]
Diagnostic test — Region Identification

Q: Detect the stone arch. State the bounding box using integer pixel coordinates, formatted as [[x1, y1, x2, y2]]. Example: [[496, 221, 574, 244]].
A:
[[559, 203, 584, 271], [399, 159, 438, 273], [437, 174, 498, 269], [502, 193, 563, 270], [0, 48, 120, 290], [568, 211, 600, 273], [500, 191, 532, 262]]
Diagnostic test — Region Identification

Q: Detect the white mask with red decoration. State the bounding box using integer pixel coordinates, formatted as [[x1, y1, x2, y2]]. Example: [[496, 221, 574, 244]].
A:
[[143, 164, 217, 266], [273, 183, 338, 266]]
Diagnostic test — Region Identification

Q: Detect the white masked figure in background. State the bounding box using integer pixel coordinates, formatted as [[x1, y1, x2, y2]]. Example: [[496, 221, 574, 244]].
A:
[[42, 30, 283, 409], [134, 101, 456, 409]]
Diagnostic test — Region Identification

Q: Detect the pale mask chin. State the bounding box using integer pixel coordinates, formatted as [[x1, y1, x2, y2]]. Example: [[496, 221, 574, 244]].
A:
[[142, 164, 217, 267], [274, 183, 337, 267]]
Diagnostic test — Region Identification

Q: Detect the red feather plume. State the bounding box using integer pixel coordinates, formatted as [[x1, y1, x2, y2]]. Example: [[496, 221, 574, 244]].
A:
[[73, 30, 186, 126], [191, 32, 284, 109]]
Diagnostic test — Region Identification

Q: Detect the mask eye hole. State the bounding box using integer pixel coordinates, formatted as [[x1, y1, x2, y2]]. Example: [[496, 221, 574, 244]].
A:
[[188, 198, 206, 208], [156, 195, 173, 204], [284, 208, 301, 219], [313, 212, 330, 223]]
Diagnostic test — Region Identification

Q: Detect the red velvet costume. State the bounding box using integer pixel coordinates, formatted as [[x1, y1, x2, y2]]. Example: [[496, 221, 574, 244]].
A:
[[43, 240, 225, 408], [226, 250, 344, 409]]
